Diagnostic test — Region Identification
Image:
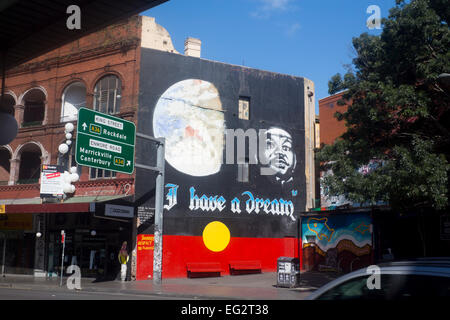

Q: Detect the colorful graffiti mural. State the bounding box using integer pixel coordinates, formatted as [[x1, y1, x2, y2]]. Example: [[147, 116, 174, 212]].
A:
[[301, 213, 373, 273]]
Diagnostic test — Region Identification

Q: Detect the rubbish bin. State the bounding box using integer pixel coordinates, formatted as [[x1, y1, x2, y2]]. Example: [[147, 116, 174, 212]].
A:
[[277, 257, 300, 288]]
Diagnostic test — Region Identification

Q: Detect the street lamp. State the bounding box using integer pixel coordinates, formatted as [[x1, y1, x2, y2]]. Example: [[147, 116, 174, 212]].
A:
[[36, 215, 42, 238], [58, 122, 78, 195], [58, 122, 75, 154]]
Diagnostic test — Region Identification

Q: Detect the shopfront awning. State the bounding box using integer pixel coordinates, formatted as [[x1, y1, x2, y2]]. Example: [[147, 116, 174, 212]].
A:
[[2, 194, 132, 214]]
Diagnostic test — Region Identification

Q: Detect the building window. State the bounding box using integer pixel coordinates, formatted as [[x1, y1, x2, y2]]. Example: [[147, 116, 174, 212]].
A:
[[0, 147, 11, 185], [238, 97, 250, 120], [0, 94, 15, 116], [90, 168, 116, 180], [93, 75, 121, 115], [237, 157, 249, 183], [22, 89, 45, 127], [61, 82, 86, 122], [17, 144, 42, 184]]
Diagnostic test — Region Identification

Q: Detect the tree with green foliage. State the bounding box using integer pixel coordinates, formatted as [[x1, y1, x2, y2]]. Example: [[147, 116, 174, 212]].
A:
[[318, 0, 450, 211]]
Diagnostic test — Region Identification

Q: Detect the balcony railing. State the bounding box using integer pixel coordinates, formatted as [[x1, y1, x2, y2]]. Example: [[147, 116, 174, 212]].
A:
[[21, 121, 43, 128], [16, 178, 39, 185]]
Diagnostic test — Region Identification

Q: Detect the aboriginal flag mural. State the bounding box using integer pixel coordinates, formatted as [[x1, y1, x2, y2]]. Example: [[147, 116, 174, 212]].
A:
[[135, 48, 310, 279]]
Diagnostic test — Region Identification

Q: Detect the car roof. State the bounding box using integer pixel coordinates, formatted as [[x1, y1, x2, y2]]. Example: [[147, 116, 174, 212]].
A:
[[378, 257, 450, 268], [306, 259, 450, 300]]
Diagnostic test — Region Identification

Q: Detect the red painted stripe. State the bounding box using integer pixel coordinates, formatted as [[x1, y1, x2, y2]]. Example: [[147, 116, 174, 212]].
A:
[[137, 234, 302, 280], [5, 203, 90, 214]]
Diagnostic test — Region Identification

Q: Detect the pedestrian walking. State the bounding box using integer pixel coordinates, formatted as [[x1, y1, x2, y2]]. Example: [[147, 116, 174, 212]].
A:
[[118, 241, 129, 281]]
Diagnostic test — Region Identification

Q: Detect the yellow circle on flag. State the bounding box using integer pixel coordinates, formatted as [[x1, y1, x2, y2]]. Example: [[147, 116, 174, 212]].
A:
[[202, 221, 231, 252]]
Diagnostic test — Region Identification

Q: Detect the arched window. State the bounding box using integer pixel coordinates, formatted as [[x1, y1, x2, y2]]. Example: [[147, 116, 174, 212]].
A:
[[0, 147, 11, 185], [93, 75, 121, 114], [0, 94, 15, 116], [17, 144, 42, 184], [22, 88, 45, 127], [91, 75, 121, 180], [61, 82, 86, 122]]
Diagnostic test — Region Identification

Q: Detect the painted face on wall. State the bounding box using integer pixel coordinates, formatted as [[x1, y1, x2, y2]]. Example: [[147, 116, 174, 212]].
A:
[[263, 127, 296, 179]]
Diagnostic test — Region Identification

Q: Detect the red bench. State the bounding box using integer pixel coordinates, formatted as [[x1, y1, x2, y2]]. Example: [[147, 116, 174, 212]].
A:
[[186, 262, 222, 278], [229, 260, 262, 275]]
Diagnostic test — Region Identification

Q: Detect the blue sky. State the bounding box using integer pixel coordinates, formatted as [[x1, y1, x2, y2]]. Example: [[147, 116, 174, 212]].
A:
[[142, 0, 397, 114]]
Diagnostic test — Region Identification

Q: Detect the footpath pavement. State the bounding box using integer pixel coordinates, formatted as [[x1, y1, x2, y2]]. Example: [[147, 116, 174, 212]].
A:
[[0, 270, 339, 300]]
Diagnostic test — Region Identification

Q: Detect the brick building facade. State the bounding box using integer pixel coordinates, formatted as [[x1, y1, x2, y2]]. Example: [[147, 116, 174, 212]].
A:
[[0, 15, 176, 278], [318, 91, 348, 146]]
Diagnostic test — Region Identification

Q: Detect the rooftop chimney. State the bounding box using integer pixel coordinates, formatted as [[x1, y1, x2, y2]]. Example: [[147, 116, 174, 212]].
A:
[[184, 37, 201, 58]]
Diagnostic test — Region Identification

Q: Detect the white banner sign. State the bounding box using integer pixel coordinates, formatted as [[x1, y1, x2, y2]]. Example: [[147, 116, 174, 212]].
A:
[[40, 165, 64, 198]]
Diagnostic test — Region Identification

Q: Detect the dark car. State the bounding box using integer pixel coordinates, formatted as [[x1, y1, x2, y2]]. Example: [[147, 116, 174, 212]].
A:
[[306, 258, 450, 300]]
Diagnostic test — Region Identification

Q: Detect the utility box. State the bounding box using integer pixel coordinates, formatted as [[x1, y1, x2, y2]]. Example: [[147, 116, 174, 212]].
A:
[[277, 257, 300, 288]]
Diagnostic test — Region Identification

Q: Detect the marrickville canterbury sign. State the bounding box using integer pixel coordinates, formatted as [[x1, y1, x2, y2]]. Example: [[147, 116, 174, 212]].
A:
[[75, 108, 136, 174]]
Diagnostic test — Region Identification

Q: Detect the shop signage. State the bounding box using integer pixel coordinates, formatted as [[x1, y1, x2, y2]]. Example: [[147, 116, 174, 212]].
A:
[[0, 214, 33, 230], [137, 235, 154, 251], [0, 205, 5, 214], [40, 165, 65, 198], [105, 204, 134, 218], [137, 206, 154, 226], [75, 108, 136, 174]]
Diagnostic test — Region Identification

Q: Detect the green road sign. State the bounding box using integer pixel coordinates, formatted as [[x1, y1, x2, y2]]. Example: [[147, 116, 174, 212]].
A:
[[75, 108, 136, 174]]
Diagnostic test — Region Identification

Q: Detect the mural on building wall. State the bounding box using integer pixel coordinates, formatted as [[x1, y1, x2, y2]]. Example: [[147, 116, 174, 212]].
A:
[[150, 77, 301, 234], [136, 48, 308, 278], [153, 79, 225, 177], [164, 184, 296, 221], [260, 127, 296, 186], [302, 213, 373, 272], [163, 183, 297, 254]]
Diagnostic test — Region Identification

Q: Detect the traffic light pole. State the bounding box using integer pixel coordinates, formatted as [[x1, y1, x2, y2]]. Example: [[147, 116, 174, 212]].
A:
[[135, 133, 165, 285]]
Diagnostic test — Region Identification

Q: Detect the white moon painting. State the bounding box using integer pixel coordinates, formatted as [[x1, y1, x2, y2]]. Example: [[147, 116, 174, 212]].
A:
[[153, 79, 225, 176]]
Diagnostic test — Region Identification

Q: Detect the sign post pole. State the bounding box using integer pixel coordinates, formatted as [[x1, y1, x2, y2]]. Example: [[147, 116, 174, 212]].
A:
[[152, 138, 165, 285], [60, 230, 65, 287], [134, 133, 165, 286]]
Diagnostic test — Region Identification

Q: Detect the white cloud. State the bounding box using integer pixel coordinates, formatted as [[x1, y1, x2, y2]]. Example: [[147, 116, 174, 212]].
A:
[[261, 0, 291, 10], [251, 0, 294, 18], [285, 22, 301, 36], [250, 0, 301, 37]]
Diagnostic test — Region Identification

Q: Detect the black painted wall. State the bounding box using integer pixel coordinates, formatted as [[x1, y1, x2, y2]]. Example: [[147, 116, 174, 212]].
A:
[[135, 48, 307, 239]]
